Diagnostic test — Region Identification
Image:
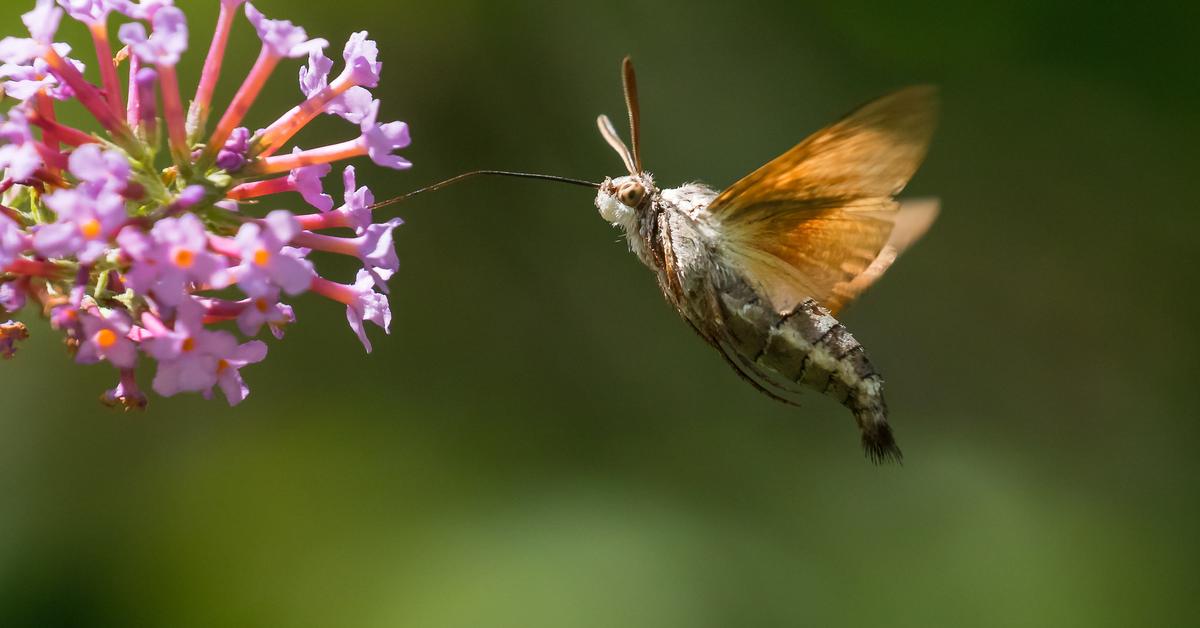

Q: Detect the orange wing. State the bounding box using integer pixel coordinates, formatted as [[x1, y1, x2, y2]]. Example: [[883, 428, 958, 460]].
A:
[[710, 86, 939, 315]]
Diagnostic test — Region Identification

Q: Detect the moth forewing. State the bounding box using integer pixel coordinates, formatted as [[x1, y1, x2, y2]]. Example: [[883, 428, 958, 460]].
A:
[[710, 85, 939, 211]]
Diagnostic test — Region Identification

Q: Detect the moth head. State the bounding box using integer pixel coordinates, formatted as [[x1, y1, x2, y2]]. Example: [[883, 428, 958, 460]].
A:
[[596, 172, 656, 226]]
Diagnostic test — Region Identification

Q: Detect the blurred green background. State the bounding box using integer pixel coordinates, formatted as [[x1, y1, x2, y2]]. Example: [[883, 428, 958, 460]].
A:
[[2, 1, 1198, 626]]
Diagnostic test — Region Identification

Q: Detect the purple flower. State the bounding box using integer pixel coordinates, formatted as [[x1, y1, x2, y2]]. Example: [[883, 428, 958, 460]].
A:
[[298, 49, 375, 125], [330, 86, 375, 124], [0, 283, 26, 312], [298, 48, 332, 97], [142, 297, 200, 359], [118, 6, 187, 66], [0, 214, 28, 268], [0, 109, 43, 181], [287, 148, 333, 211], [228, 210, 314, 297], [211, 339, 266, 405], [0, 37, 43, 66], [355, 218, 402, 288], [77, 309, 137, 368], [145, 299, 224, 395], [215, 126, 250, 171], [33, 146, 131, 262], [23, 0, 62, 44], [109, 0, 174, 21], [235, 291, 294, 339], [59, 0, 114, 24], [0, 0, 414, 408], [359, 100, 411, 170], [68, 143, 131, 189], [49, 303, 80, 331], [344, 269, 390, 353], [0, 43, 80, 101], [100, 375, 148, 411], [145, 299, 266, 404], [171, 184, 206, 211], [245, 3, 327, 59], [341, 31, 381, 88], [35, 180, 127, 263], [338, 165, 374, 232], [118, 214, 226, 307]]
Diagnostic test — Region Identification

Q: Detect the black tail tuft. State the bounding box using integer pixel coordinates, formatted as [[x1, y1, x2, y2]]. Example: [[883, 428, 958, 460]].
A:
[[862, 424, 903, 465]]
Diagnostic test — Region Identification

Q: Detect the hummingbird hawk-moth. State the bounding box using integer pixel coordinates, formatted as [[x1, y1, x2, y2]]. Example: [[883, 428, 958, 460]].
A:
[[373, 57, 937, 463], [592, 57, 938, 463]]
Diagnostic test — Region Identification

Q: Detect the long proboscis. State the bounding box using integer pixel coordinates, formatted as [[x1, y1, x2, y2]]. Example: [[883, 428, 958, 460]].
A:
[[367, 170, 600, 212]]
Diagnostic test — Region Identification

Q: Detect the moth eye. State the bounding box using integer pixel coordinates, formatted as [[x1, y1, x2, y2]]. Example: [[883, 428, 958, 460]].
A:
[[618, 182, 645, 206]]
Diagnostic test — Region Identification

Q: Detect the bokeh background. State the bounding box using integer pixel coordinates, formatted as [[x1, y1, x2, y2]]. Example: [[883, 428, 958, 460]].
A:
[[2, 1, 1198, 626]]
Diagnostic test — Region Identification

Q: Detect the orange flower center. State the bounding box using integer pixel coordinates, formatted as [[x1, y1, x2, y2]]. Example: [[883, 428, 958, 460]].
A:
[[181, 337, 196, 352], [216, 359, 230, 374], [252, 248, 271, 266], [94, 328, 118, 348], [255, 299, 270, 313], [173, 248, 195, 268], [79, 218, 102, 239]]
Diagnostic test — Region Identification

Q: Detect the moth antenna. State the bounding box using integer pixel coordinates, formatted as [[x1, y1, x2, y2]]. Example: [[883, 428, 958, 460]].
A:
[[621, 55, 643, 173], [597, 114, 637, 175], [368, 170, 600, 211]]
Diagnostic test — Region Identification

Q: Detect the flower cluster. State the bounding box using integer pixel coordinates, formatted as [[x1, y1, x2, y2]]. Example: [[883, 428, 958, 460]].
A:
[[0, 0, 410, 407]]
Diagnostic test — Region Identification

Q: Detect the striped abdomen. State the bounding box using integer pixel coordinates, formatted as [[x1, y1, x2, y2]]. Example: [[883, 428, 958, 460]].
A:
[[717, 293, 901, 463]]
